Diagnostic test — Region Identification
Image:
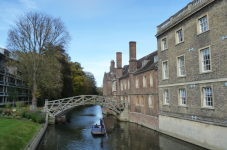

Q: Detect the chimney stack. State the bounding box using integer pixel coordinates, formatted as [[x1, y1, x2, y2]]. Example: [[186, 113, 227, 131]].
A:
[[110, 60, 115, 73], [116, 52, 122, 78], [129, 41, 136, 60], [129, 41, 137, 73]]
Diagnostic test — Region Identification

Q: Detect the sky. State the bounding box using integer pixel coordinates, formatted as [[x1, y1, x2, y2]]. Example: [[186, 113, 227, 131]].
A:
[[0, 0, 192, 87]]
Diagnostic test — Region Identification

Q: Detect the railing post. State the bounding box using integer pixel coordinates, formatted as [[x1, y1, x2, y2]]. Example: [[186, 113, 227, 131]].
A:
[[44, 99, 48, 111]]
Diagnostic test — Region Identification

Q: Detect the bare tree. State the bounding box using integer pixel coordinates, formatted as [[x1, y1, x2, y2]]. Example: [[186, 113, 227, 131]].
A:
[[6, 12, 71, 108]]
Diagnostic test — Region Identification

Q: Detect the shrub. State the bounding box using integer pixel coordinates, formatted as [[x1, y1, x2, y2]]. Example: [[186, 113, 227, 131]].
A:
[[16, 101, 24, 108], [30, 112, 37, 122], [36, 115, 45, 124], [20, 109, 27, 118], [6, 102, 11, 109], [25, 112, 31, 119], [3, 109, 13, 116]]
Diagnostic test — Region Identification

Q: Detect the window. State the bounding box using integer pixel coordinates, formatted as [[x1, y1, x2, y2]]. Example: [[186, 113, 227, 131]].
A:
[[124, 80, 127, 90], [201, 48, 211, 72], [140, 96, 144, 105], [177, 29, 183, 43], [121, 96, 123, 100], [154, 55, 158, 63], [202, 87, 213, 107], [143, 75, 147, 88], [179, 89, 186, 105], [162, 38, 167, 50], [136, 77, 139, 88], [136, 96, 139, 105], [142, 60, 149, 67], [125, 96, 127, 103], [121, 82, 123, 91], [128, 96, 130, 104], [0, 86, 3, 92], [128, 79, 130, 89], [164, 90, 169, 104], [150, 73, 153, 87], [163, 61, 168, 79], [112, 81, 116, 91], [148, 95, 153, 107], [199, 16, 208, 33], [178, 56, 185, 76]]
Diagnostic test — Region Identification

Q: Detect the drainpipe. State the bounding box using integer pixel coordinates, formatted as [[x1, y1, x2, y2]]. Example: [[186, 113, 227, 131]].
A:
[[156, 69, 159, 118]]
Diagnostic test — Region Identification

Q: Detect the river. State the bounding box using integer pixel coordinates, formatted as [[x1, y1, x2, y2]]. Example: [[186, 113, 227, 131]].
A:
[[37, 105, 206, 150]]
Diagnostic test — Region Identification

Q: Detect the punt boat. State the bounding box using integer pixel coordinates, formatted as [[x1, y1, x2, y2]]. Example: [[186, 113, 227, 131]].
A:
[[91, 125, 105, 135]]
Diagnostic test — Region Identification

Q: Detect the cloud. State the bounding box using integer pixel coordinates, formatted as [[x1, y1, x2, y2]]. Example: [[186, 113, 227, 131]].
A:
[[0, 0, 37, 27], [0, 45, 6, 49], [19, 0, 37, 9]]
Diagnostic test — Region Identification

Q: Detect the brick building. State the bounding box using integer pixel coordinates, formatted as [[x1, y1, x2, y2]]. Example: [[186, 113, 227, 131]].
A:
[[0, 47, 30, 105], [156, 0, 227, 149], [103, 42, 159, 130]]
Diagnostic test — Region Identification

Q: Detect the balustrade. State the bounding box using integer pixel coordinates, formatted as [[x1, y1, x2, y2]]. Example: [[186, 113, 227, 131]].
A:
[[158, 0, 208, 32]]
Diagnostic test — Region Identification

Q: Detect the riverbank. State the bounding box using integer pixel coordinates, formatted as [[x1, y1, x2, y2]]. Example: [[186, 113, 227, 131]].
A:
[[0, 119, 41, 150]]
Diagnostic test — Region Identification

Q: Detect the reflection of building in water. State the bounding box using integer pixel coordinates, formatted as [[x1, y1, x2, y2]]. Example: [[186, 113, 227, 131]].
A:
[[105, 116, 204, 150], [103, 42, 159, 130]]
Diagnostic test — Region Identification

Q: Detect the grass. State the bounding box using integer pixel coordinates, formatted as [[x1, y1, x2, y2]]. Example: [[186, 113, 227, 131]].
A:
[[0, 119, 41, 150]]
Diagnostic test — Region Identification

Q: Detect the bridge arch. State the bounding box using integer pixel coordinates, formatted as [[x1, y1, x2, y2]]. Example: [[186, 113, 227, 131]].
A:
[[44, 95, 128, 117]]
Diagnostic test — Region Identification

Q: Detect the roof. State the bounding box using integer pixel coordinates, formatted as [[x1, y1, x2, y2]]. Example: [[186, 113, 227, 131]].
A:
[[119, 50, 158, 80], [134, 50, 158, 74]]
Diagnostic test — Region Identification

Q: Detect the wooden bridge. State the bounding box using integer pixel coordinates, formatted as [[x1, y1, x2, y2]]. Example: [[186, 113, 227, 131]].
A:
[[44, 95, 129, 124]]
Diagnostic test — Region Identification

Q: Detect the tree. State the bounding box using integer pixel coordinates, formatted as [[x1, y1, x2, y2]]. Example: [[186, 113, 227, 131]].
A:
[[6, 12, 71, 108], [84, 72, 98, 95], [8, 87, 19, 106], [69, 62, 87, 95]]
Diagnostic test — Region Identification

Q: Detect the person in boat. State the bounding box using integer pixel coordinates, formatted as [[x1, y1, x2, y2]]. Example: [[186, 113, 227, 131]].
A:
[[95, 124, 99, 128], [100, 118, 104, 132]]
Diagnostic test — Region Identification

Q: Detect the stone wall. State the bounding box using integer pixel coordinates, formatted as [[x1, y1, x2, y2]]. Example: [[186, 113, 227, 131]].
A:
[[129, 112, 159, 131], [159, 115, 227, 150]]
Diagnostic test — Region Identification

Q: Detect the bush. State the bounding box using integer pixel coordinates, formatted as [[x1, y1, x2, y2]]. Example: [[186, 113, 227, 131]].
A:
[[35, 115, 45, 124], [25, 112, 31, 119], [30, 112, 37, 122], [20, 109, 27, 118], [3, 109, 13, 116], [16, 101, 24, 108], [6, 102, 11, 109]]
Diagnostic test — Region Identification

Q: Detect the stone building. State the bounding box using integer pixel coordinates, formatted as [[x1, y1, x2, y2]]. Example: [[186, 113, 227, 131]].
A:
[[103, 41, 159, 130], [0, 47, 30, 106], [156, 0, 227, 149]]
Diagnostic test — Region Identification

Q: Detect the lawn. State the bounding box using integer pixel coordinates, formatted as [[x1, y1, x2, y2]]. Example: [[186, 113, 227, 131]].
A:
[[0, 119, 41, 150]]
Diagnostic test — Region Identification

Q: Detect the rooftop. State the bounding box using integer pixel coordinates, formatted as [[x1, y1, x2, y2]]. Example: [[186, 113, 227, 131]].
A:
[[156, 0, 216, 37]]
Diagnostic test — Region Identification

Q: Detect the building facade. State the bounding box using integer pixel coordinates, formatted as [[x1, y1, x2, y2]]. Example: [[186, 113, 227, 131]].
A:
[[103, 42, 159, 130], [0, 48, 30, 106], [156, 0, 227, 149]]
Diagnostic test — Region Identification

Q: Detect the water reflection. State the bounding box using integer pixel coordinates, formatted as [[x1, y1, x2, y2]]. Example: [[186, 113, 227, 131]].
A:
[[37, 105, 205, 150]]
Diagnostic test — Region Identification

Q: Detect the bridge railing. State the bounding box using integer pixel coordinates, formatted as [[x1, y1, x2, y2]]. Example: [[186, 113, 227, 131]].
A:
[[44, 95, 128, 116]]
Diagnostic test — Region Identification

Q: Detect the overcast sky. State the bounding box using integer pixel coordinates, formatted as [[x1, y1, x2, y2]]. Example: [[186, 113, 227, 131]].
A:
[[0, 0, 192, 87]]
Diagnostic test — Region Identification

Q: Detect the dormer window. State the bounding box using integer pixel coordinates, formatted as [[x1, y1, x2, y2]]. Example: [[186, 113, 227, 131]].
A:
[[142, 60, 149, 67], [154, 55, 158, 63]]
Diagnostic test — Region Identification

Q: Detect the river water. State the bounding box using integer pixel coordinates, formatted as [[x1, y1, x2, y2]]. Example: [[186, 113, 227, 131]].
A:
[[37, 105, 206, 150]]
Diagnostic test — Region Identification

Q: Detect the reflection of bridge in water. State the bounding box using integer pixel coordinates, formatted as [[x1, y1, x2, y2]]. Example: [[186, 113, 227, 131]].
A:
[[44, 95, 129, 124]]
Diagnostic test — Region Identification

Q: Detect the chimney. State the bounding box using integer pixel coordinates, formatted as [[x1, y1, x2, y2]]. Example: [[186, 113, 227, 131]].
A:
[[116, 52, 122, 78], [110, 60, 115, 73], [129, 41, 137, 72], [129, 41, 136, 60]]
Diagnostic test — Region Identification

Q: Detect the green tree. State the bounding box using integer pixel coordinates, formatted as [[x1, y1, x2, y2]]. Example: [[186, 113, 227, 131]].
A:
[[6, 12, 71, 108], [8, 87, 19, 106], [69, 62, 87, 95]]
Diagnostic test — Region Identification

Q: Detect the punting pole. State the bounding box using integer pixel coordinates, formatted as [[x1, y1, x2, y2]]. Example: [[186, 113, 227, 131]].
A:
[[102, 119, 108, 138]]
